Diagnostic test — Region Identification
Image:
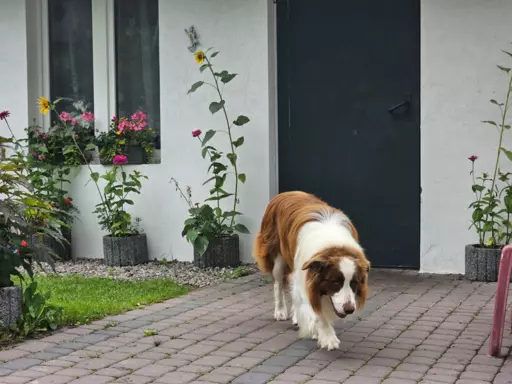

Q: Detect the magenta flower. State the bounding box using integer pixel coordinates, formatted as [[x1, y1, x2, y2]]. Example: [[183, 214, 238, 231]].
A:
[[59, 111, 72, 121], [468, 155, 478, 162], [81, 112, 95, 122], [118, 120, 133, 133], [192, 129, 202, 137], [0, 110, 10, 120], [113, 154, 128, 165]]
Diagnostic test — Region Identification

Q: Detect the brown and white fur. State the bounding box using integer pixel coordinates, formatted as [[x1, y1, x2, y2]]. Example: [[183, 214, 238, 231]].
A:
[[254, 191, 370, 350]]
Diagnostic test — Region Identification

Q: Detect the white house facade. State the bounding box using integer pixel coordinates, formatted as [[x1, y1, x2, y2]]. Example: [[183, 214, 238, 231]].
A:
[[1, 0, 512, 274]]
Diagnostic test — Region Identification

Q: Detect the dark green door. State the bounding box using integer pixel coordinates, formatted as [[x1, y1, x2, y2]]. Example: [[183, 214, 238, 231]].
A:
[[277, 0, 420, 268]]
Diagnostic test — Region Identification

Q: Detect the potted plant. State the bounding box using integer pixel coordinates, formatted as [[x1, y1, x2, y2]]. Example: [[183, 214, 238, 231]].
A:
[[81, 153, 148, 267], [94, 112, 156, 165], [0, 111, 61, 329], [170, 42, 250, 269], [466, 49, 512, 282]]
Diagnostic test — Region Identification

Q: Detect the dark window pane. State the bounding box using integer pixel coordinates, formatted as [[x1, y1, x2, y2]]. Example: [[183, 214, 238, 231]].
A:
[[114, 0, 160, 133], [48, 0, 94, 113]]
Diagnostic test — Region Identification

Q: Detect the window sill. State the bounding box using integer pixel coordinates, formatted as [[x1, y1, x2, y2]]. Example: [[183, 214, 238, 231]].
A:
[[89, 149, 161, 165]]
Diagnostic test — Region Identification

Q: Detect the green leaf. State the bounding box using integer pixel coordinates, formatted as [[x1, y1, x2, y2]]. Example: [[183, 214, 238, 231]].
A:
[[233, 137, 244, 148], [472, 208, 484, 222], [199, 64, 211, 73], [202, 176, 216, 186], [194, 235, 209, 257], [505, 195, 512, 213], [490, 99, 504, 106], [202, 130, 216, 146], [187, 81, 204, 94], [210, 51, 220, 58], [482, 120, 497, 127], [234, 223, 250, 234], [209, 101, 225, 114], [238, 173, 246, 183], [501, 147, 512, 161], [233, 115, 250, 126], [227, 153, 237, 167], [502, 50, 512, 58], [84, 143, 97, 152], [497, 65, 511, 73], [187, 230, 199, 243], [472, 184, 485, 192], [221, 73, 237, 84], [90, 172, 99, 183]]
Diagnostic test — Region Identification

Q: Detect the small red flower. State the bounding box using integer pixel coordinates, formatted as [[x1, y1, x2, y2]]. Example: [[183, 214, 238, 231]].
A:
[[50, 203, 55, 207], [468, 155, 478, 162], [0, 110, 10, 120], [113, 154, 128, 165], [21, 240, 28, 247], [194, 202, 199, 207], [192, 129, 202, 137], [63, 197, 72, 206]]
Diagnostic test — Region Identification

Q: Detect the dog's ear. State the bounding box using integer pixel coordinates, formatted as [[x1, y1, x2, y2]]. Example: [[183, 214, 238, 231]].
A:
[[302, 254, 328, 272]]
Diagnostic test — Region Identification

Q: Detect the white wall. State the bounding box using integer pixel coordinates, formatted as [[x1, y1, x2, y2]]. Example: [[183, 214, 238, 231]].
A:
[[421, 0, 512, 273], [69, 0, 276, 263], [0, 0, 28, 138]]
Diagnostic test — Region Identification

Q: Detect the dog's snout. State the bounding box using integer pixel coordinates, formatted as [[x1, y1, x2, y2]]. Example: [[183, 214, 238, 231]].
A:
[[343, 303, 355, 314]]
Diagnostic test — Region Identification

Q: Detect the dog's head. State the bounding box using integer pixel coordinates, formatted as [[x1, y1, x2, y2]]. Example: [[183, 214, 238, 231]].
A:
[[302, 246, 370, 318]]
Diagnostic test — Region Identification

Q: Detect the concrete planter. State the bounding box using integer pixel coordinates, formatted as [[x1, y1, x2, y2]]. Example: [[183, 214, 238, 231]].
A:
[[31, 227, 72, 261], [0, 286, 22, 329], [103, 234, 148, 267], [465, 244, 502, 282], [193, 234, 240, 269]]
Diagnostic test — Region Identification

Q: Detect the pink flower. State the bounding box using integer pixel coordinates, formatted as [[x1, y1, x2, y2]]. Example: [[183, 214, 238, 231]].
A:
[[81, 112, 95, 122], [113, 154, 128, 165], [131, 111, 147, 122], [118, 120, 133, 133], [468, 155, 478, 162], [0, 110, 10, 120], [192, 129, 202, 137], [21, 240, 28, 247], [70, 119, 78, 126], [59, 111, 71, 121]]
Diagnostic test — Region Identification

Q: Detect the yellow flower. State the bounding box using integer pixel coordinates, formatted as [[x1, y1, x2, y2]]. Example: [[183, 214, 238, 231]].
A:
[[37, 96, 50, 115], [194, 50, 205, 64], [115, 131, 121, 135]]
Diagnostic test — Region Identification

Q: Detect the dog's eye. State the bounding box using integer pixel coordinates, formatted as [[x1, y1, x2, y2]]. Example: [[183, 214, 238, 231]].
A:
[[350, 280, 357, 290]]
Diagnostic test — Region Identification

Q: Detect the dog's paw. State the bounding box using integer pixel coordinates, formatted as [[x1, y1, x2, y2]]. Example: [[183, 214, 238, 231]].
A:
[[292, 312, 298, 327], [318, 335, 340, 351], [274, 309, 288, 321]]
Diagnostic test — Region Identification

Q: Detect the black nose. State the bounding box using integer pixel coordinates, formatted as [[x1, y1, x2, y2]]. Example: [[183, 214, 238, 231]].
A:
[[343, 303, 355, 314]]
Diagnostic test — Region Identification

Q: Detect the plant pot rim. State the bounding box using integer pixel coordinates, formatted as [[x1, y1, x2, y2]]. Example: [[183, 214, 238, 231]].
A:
[[466, 244, 503, 250], [103, 233, 146, 239]]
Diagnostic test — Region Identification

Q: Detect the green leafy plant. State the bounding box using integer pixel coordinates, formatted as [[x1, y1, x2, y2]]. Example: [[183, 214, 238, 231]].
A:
[[94, 112, 157, 164], [91, 158, 148, 237], [9, 281, 63, 337], [171, 45, 250, 256], [0, 112, 61, 289], [469, 48, 512, 248]]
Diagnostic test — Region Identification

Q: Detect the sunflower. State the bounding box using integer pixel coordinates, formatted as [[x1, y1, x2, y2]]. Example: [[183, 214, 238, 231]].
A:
[[37, 96, 50, 115], [194, 50, 205, 64]]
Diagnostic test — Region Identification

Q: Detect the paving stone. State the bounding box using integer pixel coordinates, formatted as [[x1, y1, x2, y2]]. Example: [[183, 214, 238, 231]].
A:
[[154, 371, 199, 383], [381, 379, 418, 384], [231, 372, 274, 384], [68, 375, 114, 384], [111, 359, 154, 371], [94, 367, 132, 377], [1, 358, 43, 370], [25, 375, 72, 384], [344, 377, 382, 384], [226, 357, 265, 369], [73, 358, 116, 370], [355, 365, 393, 378], [313, 369, 351, 381], [112, 375, 155, 384]]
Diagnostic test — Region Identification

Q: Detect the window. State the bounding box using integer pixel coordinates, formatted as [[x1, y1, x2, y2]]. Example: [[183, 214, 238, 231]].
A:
[[41, 0, 161, 160], [114, 0, 160, 135], [48, 0, 94, 113]]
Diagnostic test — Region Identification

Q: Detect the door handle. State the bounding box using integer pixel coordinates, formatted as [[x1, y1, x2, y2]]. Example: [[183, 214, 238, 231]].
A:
[[388, 101, 409, 113]]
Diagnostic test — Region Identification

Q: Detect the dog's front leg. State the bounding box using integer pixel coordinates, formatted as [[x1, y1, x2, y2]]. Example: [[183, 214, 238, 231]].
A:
[[316, 319, 340, 351]]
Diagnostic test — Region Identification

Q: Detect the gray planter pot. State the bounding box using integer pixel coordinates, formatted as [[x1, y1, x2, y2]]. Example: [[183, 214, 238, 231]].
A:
[[193, 234, 240, 269], [465, 244, 503, 282], [0, 286, 22, 329], [103, 234, 148, 267], [31, 227, 72, 261]]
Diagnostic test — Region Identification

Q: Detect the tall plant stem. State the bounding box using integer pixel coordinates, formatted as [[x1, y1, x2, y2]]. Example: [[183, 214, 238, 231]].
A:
[[206, 57, 239, 228], [488, 74, 512, 242]]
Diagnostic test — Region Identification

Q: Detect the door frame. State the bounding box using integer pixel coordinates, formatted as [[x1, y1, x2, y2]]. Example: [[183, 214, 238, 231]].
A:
[[272, 0, 421, 269]]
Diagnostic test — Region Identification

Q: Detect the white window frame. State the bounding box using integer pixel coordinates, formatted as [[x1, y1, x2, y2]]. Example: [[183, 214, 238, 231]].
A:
[[29, 0, 135, 133]]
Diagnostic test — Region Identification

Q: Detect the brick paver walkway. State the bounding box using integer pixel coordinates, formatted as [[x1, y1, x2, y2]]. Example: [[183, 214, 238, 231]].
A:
[[1, 270, 512, 384]]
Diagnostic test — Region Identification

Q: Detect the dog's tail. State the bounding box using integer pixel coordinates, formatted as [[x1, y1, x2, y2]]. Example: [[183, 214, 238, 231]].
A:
[[253, 198, 282, 275]]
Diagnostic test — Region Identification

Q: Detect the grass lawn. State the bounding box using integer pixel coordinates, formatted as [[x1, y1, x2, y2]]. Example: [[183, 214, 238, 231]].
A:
[[16, 275, 189, 326]]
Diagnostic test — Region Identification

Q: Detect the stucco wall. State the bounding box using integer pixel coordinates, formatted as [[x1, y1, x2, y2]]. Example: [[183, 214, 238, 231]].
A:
[[68, 0, 276, 263], [420, 0, 512, 273], [0, 0, 28, 138]]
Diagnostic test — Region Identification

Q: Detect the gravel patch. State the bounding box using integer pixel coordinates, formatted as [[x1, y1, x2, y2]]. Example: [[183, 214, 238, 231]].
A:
[[34, 259, 258, 288]]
